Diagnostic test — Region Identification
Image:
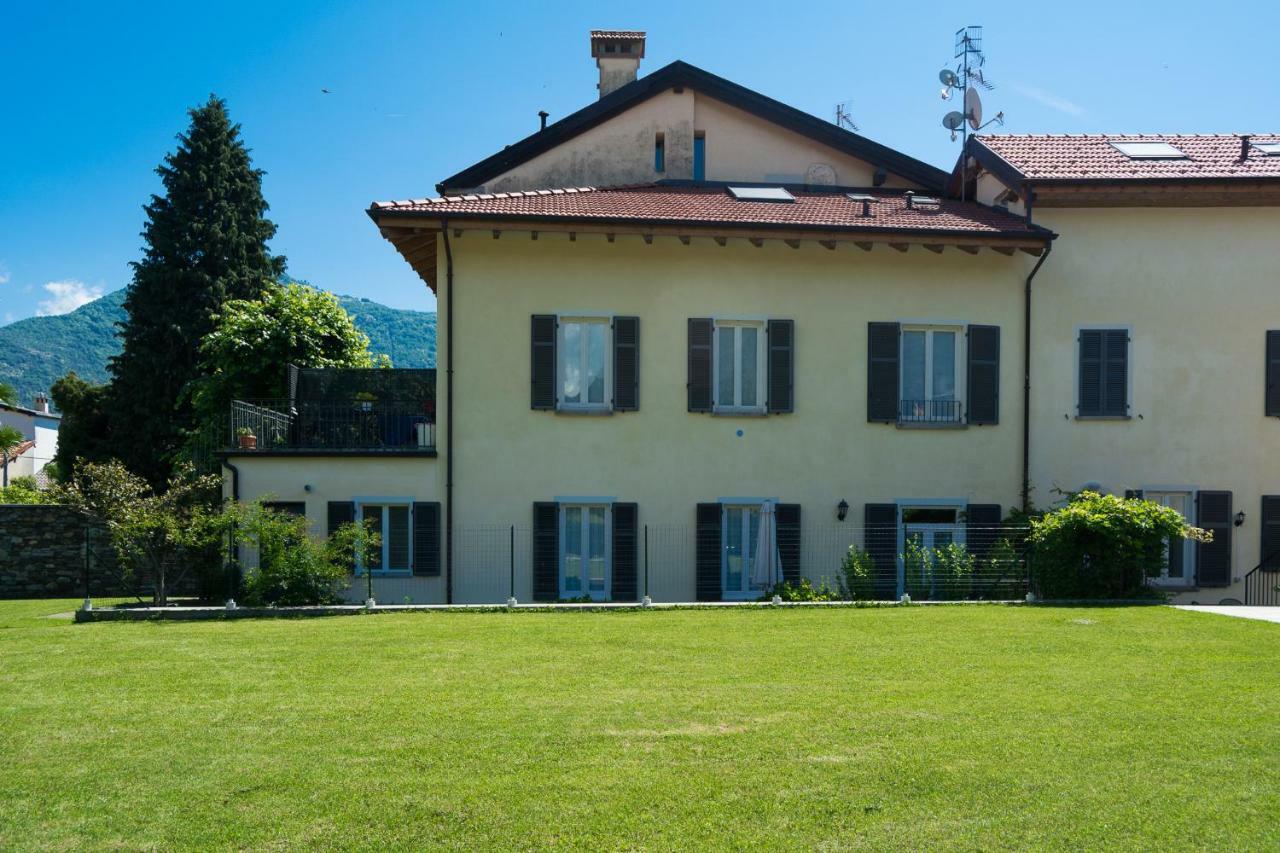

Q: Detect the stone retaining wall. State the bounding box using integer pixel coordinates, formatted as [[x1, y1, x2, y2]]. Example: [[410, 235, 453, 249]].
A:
[[0, 504, 134, 598]]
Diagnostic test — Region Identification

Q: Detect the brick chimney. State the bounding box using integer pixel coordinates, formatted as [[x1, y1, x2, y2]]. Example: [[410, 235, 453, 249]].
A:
[[591, 30, 645, 98], [33, 392, 49, 414]]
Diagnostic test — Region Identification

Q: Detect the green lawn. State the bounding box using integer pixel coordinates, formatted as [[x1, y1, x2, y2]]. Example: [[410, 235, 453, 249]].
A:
[[1, 602, 1277, 850]]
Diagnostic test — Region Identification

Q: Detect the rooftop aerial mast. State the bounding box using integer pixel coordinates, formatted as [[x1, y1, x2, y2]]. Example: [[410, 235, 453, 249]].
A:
[[939, 26, 1004, 200]]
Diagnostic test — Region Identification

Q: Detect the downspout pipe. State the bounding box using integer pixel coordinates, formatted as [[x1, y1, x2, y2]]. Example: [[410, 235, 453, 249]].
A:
[[1022, 240, 1053, 512], [440, 220, 455, 604]]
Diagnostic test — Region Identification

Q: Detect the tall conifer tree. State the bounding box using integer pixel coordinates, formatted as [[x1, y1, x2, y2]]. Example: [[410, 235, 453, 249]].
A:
[[109, 95, 284, 484]]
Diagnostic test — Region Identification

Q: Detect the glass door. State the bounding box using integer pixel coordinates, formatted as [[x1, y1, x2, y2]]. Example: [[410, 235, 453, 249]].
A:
[[1147, 491, 1194, 587], [722, 505, 762, 598], [561, 505, 610, 600]]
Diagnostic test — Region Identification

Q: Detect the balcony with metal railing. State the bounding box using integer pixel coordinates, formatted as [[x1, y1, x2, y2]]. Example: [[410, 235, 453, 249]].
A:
[[898, 398, 964, 425], [228, 367, 436, 455]]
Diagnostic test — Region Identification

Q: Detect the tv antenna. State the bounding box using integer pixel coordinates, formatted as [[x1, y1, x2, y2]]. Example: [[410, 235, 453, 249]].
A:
[[834, 101, 859, 132], [938, 26, 1005, 199]]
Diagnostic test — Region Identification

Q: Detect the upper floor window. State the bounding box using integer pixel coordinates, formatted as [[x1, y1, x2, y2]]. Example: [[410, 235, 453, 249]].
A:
[[714, 320, 766, 414], [559, 317, 611, 411], [900, 325, 963, 423], [1078, 327, 1129, 418]]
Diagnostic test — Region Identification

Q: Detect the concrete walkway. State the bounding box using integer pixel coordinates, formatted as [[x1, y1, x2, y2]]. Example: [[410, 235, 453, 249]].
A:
[[1173, 605, 1280, 624]]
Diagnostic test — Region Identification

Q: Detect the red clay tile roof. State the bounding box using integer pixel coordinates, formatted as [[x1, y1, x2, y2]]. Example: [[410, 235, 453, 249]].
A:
[[370, 185, 1045, 238], [590, 30, 645, 40], [3, 440, 34, 466], [975, 134, 1280, 182]]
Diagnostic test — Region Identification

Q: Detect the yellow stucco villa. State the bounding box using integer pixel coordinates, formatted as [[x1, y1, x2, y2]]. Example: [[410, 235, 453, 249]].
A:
[[222, 31, 1280, 606]]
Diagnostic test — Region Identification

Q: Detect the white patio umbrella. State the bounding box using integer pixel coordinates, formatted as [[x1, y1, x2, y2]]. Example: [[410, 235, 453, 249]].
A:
[[751, 501, 784, 591]]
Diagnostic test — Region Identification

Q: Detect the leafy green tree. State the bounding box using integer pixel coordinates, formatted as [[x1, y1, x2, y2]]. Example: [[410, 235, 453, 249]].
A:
[[0, 382, 17, 406], [49, 372, 113, 478], [0, 476, 51, 505], [233, 501, 372, 606], [1028, 491, 1208, 599], [188, 283, 379, 447], [55, 460, 236, 606], [1, 424, 26, 487], [108, 95, 284, 486]]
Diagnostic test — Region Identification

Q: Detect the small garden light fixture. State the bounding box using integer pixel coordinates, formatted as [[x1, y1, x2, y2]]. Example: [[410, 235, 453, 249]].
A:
[[836, 499, 849, 522], [1234, 510, 1246, 527]]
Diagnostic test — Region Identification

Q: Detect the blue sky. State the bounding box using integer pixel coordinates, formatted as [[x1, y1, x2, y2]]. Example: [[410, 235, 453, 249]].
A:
[[2, 1, 1278, 324]]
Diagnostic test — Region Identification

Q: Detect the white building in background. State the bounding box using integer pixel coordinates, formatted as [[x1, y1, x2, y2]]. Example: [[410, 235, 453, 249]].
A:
[[1, 393, 60, 488]]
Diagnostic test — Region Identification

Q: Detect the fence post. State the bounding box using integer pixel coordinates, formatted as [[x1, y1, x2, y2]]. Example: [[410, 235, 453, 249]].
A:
[[507, 524, 517, 607], [642, 524, 651, 606], [81, 525, 92, 612]]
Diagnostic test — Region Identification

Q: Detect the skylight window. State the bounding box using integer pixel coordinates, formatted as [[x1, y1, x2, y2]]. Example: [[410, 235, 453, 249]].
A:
[[1253, 142, 1280, 156], [1111, 141, 1187, 159], [727, 186, 795, 203]]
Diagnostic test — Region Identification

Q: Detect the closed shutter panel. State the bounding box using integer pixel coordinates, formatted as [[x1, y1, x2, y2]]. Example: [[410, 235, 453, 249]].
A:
[[327, 501, 356, 572], [532, 502, 559, 601], [776, 504, 801, 583], [611, 503, 638, 601], [1196, 490, 1232, 587], [864, 503, 898, 599], [966, 504, 1002, 564], [1103, 329, 1129, 416], [613, 316, 639, 412], [1260, 496, 1280, 570], [867, 322, 900, 422], [1124, 489, 1145, 499], [1266, 332, 1280, 417], [531, 315, 557, 410], [696, 503, 722, 601], [966, 325, 1000, 425], [767, 319, 794, 414], [412, 502, 441, 577], [688, 319, 713, 412], [1078, 330, 1102, 416]]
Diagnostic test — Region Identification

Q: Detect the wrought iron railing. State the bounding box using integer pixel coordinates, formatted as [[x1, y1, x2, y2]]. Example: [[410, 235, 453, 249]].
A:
[[230, 399, 435, 451], [898, 399, 964, 424], [1243, 552, 1280, 606]]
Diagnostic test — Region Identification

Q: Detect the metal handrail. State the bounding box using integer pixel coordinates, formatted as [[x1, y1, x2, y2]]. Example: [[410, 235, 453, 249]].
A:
[[1243, 550, 1280, 606], [898, 398, 963, 424], [230, 398, 435, 451]]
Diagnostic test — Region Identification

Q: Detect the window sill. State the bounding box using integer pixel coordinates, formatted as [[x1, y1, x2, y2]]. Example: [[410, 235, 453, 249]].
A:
[[896, 421, 968, 430], [711, 409, 768, 418], [356, 571, 412, 578], [555, 407, 614, 417], [1074, 415, 1132, 421]]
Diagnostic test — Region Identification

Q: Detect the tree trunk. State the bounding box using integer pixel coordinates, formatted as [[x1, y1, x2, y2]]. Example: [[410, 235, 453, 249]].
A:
[[156, 565, 167, 607]]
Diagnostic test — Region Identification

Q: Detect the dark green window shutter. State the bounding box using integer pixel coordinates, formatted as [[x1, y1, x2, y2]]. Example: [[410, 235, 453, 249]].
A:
[[611, 503, 638, 600], [767, 319, 794, 414], [327, 501, 356, 571], [965, 504, 1002, 564], [532, 502, 559, 601], [531, 315, 557, 410], [412, 502, 441, 577], [1124, 489, 1145, 499], [1196, 490, 1232, 587], [867, 322, 900, 422], [1266, 331, 1280, 417], [966, 325, 1000, 425], [864, 503, 898, 599], [1260, 496, 1280, 570], [776, 503, 801, 583], [613, 316, 639, 412], [1080, 329, 1128, 416], [695, 503, 722, 600], [688, 319, 713, 413]]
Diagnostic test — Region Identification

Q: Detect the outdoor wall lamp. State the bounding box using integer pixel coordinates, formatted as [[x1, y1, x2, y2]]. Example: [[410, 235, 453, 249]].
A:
[[836, 499, 849, 522], [1234, 510, 1246, 527]]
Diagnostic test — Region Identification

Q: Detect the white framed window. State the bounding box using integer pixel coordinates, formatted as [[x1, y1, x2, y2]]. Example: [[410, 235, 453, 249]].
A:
[[558, 317, 611, 411], [900, 325, 963, 423], [898, 503, 966, 599], [355, 500, 412, 575], [714, 320, 766, 413], [722, 504, 764, 599], [1144, 489, 1196, 587], [560, 503, 611, 600]]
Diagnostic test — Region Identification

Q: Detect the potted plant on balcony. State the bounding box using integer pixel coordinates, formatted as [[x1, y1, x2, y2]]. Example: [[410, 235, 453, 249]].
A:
[[236, 427, 257, 451]]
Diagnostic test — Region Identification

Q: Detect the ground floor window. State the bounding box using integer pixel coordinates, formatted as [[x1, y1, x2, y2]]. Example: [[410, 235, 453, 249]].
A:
[[357, 502, 411, 575], [561, 504, 610, 599], [1145, 490, 1195, 587], [722, 504, 763, 598], [899, 505, 966, 598]]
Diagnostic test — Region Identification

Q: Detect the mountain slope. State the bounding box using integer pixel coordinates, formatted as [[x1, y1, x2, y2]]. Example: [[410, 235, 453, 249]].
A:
[[0, 288, 436, 407]]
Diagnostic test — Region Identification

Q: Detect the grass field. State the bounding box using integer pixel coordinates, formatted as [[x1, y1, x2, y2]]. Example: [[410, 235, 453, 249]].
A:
[[1, 600, 1278, 850]]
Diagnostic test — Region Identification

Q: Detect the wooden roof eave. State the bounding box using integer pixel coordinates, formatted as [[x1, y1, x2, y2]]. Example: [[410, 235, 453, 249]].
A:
[[374, 215, 1050, 255]]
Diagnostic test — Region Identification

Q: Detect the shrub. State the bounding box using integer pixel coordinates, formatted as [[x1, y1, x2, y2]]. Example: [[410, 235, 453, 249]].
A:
[[0, 476, 52, 505], [765, 577, 841, 602], [839, 546, 877, 600], [235, 503, 364, 606], [1028, 491, 1206, 599]]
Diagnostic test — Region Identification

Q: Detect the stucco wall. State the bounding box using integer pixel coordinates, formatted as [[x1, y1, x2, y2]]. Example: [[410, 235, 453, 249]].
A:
[[440, 232, 1033, 602], [477, 89, 923, 193], [1029, 206, 1280, 603]]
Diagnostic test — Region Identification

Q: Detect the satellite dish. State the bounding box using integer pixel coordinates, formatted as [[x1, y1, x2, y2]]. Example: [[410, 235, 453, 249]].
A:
[[942, 111, 966, 131], [939, 69, 958, 87], [965, 88, 983, 130]]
